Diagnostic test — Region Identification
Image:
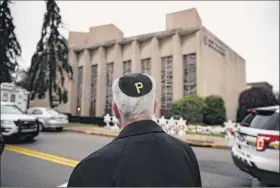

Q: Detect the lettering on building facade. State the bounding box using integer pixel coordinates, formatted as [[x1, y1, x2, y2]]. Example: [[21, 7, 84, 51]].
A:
[[203, 35, 226, 57]]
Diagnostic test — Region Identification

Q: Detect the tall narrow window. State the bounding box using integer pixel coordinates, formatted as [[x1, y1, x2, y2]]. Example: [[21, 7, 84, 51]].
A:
[[105, 62, 114, 114], [141, 58, 151, 75], [123, 60, 131, 75], [76, 66, 83, 115], [161, 56, 173, 117], [183, 53, 197, 96], [90, 65, 98, 116]]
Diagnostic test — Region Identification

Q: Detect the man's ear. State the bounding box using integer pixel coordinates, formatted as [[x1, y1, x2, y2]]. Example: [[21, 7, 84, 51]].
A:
[[112, 103, 120, 118], [153, 98, 157, 113]]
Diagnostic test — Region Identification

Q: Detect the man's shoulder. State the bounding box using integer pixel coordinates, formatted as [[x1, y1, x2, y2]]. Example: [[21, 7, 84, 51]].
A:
[[167, 135, 195, 153], [78, 138, 126, 167], [68, 139, 127, 187]]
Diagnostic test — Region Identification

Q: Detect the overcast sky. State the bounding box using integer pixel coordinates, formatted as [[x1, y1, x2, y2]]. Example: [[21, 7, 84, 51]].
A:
[[10, 1, 279, 91]]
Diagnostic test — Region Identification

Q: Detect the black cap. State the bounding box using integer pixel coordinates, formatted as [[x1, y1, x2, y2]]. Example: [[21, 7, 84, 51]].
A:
[[118, 73, 153, 97]]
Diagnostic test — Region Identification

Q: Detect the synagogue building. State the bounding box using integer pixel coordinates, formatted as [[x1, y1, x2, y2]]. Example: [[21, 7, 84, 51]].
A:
[[31, 8, 246, 120]]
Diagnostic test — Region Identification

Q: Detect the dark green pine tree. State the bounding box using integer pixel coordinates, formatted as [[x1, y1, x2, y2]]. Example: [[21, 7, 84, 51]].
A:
[[0, 0, 22, 83], [29, 0, 73, 108], [16, 67, 31, 91]]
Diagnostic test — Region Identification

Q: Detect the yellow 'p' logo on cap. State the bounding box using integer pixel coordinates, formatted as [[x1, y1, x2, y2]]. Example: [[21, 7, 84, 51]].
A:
[[135, 82, 143, 93]]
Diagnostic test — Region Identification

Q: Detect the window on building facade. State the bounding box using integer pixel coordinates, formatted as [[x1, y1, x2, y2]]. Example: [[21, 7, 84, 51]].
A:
[[90, 64, 98, 116], [105, 62, 114, 114], [161, 56, 173, 117], [183, 53, 197, 96], [141, 58, 151, 75], [123, 60, 131, 75], [76, 66, 83, 115]]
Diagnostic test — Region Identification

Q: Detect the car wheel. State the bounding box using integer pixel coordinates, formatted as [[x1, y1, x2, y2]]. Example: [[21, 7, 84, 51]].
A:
[[56, 127, 63, 132], [39, 122, 45, 132], [4, 136, 17, 144]]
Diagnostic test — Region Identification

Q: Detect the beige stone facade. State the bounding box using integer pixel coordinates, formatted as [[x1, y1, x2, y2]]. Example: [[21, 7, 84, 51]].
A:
[[32, 8, 246, 121]]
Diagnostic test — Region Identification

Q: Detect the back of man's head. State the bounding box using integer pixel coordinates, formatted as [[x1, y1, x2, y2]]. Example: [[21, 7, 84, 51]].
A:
[[112, 73, 157, 125]]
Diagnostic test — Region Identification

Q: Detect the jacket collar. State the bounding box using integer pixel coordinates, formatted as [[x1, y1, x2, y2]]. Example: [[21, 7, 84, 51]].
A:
[[116, 120, 164, 139]]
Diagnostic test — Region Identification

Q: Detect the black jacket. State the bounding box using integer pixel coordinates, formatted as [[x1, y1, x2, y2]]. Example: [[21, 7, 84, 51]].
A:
[[68, 120, 202, 187]]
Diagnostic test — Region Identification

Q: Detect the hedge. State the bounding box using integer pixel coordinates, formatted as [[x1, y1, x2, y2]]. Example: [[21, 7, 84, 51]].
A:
[[203, 95, 226, 125], [172, 94, 205, 124]]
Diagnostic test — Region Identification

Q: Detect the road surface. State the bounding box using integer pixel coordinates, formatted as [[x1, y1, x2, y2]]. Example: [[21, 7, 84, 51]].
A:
[[1, 131, 261, 187]]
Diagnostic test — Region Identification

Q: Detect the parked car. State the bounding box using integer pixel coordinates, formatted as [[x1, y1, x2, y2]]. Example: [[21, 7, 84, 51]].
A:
[[1, 102, 40, 142], [231, 105, 280, 186], [0, 131, 4, 155], [58, 182, 68, 187], [0, 131, 3, 186], [26, 107, 69, 132]]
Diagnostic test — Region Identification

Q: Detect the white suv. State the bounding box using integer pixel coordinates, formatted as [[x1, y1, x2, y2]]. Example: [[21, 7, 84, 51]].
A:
[[231, 105, 280, 186], [0, 102, 40, 141]]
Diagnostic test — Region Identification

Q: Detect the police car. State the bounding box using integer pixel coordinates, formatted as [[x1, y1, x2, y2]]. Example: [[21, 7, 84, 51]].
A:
[[58, 182, 68, 187], [231, 105, 280, 186], [1, 102, 40, 141]]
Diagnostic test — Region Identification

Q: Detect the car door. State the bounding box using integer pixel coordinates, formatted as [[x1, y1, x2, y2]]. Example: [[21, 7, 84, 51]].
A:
[[27, 108, 44, 120], [237, 110, 280, 160], [31, 109, 44, 119], [0, 131, 4, 156]]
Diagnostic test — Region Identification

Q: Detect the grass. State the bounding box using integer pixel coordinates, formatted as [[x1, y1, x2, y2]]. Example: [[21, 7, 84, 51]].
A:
[[186, 131, 226, 138]]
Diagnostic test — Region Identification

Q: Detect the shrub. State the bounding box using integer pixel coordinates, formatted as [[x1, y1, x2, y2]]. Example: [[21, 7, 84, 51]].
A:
[[172, 94, 205, 124], [236, 88, 278, 122], [203, 95, 226, 125]]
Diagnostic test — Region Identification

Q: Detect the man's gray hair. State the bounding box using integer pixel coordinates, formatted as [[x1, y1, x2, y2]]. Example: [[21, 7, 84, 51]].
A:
[[112, 73, 156, 122]]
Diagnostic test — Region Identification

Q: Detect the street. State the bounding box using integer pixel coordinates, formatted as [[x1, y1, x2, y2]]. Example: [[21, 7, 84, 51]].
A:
[[2, 131, 256, 187]]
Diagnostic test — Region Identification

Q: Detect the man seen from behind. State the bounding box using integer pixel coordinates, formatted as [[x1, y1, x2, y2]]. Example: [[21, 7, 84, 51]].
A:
[[68, 73, 202, 187]]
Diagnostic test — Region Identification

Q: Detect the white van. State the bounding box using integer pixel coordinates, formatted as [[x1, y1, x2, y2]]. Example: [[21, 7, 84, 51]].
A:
[[0, 82, 29, 112]]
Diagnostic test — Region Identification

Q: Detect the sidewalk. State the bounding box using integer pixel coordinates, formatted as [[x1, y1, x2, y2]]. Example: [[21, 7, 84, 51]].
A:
[[64, 124, 230, 149]]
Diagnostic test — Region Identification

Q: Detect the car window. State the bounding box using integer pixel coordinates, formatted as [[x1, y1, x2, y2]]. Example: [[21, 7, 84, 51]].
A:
[[1, 92, 8, 102], [241, 113, 255, 127], [32, 109, 43, 115], [271, 113, 280, 131], [46, 108, 60, 115], [0, 105, 23, 114], [26, 109, 33, 114], [10, 94, 16, 102], [242, 111, 279, 131]]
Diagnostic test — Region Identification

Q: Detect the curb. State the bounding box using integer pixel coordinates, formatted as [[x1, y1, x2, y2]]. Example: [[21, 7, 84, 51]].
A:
[[64, 129, 118, 138], [183, 140, 229, 149], [64, 129, 229, 149]]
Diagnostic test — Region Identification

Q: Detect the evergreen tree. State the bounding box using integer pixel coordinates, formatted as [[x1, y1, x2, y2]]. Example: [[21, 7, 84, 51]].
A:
[[29, 0, 73, 108], [0, 0, 22, 83], [16, 68, 31, 91]]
